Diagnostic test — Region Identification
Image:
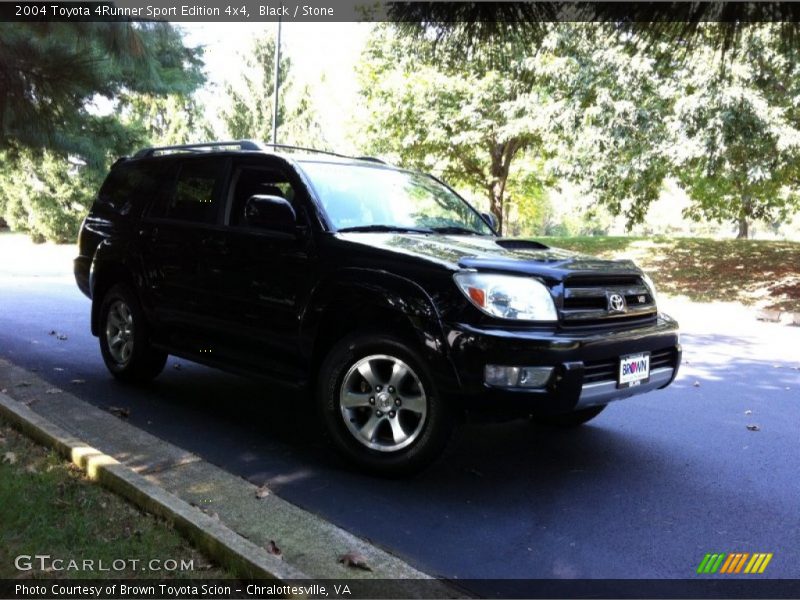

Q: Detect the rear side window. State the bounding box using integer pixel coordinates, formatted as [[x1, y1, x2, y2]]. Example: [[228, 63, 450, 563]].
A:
[[97, 163, 161, 214], [159, 158, 226, 224]]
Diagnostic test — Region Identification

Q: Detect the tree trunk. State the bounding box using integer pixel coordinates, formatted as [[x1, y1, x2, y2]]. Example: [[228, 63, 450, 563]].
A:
[[487, 139, 521, 236], [489, 182, 504, 235], [736, 216, 749, 239]]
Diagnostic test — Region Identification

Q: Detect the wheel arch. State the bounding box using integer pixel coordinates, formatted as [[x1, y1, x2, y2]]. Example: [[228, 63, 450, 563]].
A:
[[89, 241, 146, 337], [301, 269, 461, 394]]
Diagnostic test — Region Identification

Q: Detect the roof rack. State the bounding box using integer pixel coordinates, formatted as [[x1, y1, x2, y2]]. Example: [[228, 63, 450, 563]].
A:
[[132, 139, 389, 164], [259, 144, 388, 164], [133, 140, 263, 158]]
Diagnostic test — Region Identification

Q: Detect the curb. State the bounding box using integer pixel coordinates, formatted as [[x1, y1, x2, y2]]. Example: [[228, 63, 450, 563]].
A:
[[0, 392, 309, 581], [755, 309, 800, 326], [0, 358, 460, 595]]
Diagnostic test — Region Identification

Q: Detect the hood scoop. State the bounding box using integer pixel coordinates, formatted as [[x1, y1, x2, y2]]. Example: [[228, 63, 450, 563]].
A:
[[494, 238, 549, 250]]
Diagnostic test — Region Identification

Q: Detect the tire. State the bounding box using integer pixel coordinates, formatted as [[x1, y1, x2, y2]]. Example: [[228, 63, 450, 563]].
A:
[[531, 405, 606, 428], [98, 283, 167, 383], [317, 333, 453, 476]]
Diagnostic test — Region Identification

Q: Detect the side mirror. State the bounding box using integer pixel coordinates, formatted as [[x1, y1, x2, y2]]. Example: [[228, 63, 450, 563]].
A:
[[481, 211, 498, 231], [244, 195, 296, 233]]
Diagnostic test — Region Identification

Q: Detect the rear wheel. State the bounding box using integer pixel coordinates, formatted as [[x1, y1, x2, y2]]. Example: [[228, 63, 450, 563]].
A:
[[317, 333, 453, 475], [531, 405, 606, 428], [98, 284, 167, 383]]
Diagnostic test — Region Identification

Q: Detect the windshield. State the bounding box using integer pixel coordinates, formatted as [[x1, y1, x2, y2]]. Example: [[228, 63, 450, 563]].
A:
[[300, 162, 494, 235]]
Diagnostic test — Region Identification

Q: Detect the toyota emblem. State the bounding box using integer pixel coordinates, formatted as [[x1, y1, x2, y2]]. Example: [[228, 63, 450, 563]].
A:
[[608, 293, 626, 313]]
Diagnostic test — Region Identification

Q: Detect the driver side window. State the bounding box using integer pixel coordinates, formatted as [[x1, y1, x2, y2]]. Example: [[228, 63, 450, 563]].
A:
[[227, 167, 296, 227]]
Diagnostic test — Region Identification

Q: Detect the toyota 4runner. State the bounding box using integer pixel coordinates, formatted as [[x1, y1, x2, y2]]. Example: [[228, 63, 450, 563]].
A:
[[74, 140, 681, 474]]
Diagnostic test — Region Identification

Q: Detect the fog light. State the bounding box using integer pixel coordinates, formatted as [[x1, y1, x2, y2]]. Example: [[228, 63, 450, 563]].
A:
[[484, 365, 553, 388]]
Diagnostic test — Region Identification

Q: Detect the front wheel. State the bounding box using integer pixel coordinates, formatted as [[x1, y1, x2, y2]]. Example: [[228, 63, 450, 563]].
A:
[[317, 333, 453, 475], [98, 284, 167, 383], [530, 405, 606, 428]]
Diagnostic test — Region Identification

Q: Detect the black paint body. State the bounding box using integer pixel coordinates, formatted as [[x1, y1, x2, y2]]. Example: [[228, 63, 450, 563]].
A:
[[74, 150, 681, 418]]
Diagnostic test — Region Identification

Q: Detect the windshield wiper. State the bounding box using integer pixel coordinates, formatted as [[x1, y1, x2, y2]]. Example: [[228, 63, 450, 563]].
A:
[[336, 224, 433, 234], [430, 226, 487, 236]]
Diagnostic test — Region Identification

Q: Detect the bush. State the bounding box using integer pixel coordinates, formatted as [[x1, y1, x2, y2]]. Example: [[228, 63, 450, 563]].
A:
[[0, 151, 100, 243]]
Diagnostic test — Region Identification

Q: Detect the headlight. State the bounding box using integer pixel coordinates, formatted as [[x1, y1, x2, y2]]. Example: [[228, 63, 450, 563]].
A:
[[642, 273, 658, 304], [454, 272, 557, 321]]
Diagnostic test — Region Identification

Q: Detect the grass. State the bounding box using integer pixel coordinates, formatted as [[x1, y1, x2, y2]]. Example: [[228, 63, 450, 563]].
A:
[[539, 235, 800, 312], [0, 418, 231, 579]]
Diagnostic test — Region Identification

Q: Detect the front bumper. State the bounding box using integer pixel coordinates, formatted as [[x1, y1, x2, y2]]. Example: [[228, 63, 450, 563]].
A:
[[444, 314, 681, 416]]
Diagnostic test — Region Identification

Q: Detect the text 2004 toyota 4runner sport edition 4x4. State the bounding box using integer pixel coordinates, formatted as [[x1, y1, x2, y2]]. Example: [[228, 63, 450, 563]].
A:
[[74, 140, 681, 474]]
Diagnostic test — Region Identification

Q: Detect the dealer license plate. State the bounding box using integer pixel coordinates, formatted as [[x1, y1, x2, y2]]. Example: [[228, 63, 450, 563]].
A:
[[618, 352, 650, 388]]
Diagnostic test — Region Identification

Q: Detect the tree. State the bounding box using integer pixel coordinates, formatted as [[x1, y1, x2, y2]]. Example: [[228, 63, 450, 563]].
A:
[[387, 3, 800, 61], [0, 22, 205, 242], [120, 92, 209, 147], [222, 34, 326, 148], [535, 24, 676, 229], [357, 24, 548, 234], [543, 24, 800, 238], [0, 22, 203, 162], [669, 26, 800, 237]]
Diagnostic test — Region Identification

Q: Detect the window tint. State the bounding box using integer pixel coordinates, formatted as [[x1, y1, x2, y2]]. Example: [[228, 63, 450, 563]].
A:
[[97, 163, 161, 214], [300, 162, 493, 235], [163, 158, 225, 224], [228, 167, 296, 227]]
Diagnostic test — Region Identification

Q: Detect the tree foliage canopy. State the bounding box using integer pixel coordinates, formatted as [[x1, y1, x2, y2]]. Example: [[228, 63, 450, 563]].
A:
[[222, 34, 326, 148], [0, 22, 203, 163], [357, 24, 550, 233], [0, 22, 205, 242]]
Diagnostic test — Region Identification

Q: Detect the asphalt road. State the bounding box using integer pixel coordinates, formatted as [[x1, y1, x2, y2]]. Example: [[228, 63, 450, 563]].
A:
[[1, 237, 799, 595]]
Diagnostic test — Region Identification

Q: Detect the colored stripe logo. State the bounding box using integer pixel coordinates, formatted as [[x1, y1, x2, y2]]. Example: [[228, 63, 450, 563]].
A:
[[697, 553, 773, 574]]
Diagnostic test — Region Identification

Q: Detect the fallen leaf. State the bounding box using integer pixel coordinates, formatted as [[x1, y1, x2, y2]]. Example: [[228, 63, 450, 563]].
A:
[[266, 540, 282, 559], [338, 551, 372, 571], [692, 381, 701, 387], [25, 464, 38, 474], [70, 379, 86, 385], [3, 452, 17, 465], [746, 424, 760, 432], [108, 406, 130, 418], [45, 388, 61, 395], [255, 485, 270, 499], [744, 410, 752, 415]]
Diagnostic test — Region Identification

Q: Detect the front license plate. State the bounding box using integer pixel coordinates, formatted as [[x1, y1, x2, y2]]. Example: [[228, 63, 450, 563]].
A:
[[618, 352, 650, 388]]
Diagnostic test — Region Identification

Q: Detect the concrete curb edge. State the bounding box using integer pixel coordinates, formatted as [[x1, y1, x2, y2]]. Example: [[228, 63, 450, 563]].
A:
[[0, 392, 310, 581]]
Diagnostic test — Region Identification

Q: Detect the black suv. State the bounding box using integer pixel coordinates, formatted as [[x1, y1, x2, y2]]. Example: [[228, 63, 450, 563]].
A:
[[75, 140, 681, 474]]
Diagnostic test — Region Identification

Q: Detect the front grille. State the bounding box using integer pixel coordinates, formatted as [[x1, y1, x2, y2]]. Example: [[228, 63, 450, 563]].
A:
[[583, 347, 678, 384], [560, 275, 657, 326], [583, 358, 617, 383]]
